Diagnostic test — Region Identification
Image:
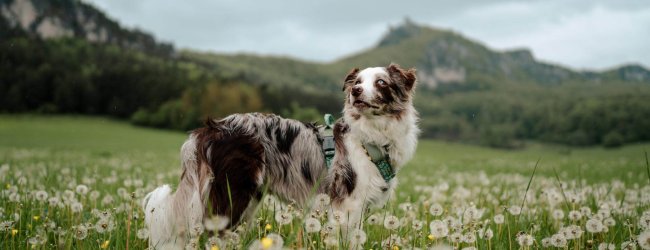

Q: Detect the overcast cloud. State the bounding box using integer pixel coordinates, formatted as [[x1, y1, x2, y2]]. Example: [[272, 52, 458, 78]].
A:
[[84, 0, 650, 70]]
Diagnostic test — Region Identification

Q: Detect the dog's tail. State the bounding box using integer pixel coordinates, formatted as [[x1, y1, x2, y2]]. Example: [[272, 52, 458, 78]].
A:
[[143, 135, 213, 249]]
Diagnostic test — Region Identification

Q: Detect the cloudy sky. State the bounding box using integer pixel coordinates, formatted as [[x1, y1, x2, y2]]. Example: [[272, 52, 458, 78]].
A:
[[85, 0, 650, 70]]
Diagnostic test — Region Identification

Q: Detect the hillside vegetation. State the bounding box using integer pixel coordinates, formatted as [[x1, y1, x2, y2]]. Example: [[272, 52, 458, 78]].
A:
[[2, 1, 650, 148]]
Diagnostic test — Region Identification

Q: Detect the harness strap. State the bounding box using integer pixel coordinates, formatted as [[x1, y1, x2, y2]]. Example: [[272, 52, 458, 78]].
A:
[[362, 143, 395, 183], [322, 114, 335, 168]]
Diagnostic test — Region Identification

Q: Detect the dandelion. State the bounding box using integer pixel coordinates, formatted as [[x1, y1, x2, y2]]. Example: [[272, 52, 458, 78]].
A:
[[565, 224, 583, 239], [28, 234, 47, 245], [367, 213, 381, 225], [95, 218, 115, 233], [71, 202, 83, 213], [598, 242, 616, 250], [185, 238, 199, 250], [449, 232, 463, 243], [0, 220, 13, 231], [639, 230, 650, 250], [73, 225, 88, 240], [429, 220, 449, 238], [384, 215, 400, 230], [304, 218, 321, 233], [640, 214, 650, 230], [350, 228, 367, 246], [204, 215, 229, 232], [541, 238, 552, 247], [508, 205, 521, 216], [323, 235, 338, 248], [551, 234, 567, 248], [330, 210, 346, 226], [552, 209, 565, 220], [412, 219, 424, 231], [586, 218, 603, 233], [399, 202, 414, 212], [34, 190, 48, 201], [603, 217, 616, 227], [136, 228, 149, 240], [313, 193, 330, 208], [569, 210, 582, 221], [494, 214, 505, 224], [264, 223, 272, 231], [429, 203, 444, 216], [622, 240, 638, 250], [517, 233, 534, 247], [75, 184, 89, 195], [463, 232, 477, 243], [190, 224, 204, 238]]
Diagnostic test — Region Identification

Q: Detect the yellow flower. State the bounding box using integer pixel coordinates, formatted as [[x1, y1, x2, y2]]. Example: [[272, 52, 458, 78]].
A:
[[392, 246, 399, 250], [261, 237, 273, 249], [100, 240, 110, 249], [264, 223, 272, 231], [210, 246, 219, 250], [33, 216, 40, 221], [5, 183, 10, 189], [427, 234, 435, 240], [11, 229, 18, 236]]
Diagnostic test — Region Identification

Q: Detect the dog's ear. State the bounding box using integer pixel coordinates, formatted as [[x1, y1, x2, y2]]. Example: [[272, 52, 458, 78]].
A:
[[342, 68, 360, 91], [387, 63, 417, 92]]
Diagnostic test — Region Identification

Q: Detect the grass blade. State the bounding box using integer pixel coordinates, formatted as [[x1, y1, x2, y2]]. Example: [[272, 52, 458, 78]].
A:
[[518, 157, 540, 222], [645, 151, 650, 184]]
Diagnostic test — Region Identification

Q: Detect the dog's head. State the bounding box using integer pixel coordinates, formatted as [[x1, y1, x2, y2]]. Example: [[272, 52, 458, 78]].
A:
[[342, 63, 417, 118]]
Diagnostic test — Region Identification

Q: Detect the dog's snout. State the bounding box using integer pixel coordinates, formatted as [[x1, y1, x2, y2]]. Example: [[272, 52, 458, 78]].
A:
[[352, 86, 363, 97]]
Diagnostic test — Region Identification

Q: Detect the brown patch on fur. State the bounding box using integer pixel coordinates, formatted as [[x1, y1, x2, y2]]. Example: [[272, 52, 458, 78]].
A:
[[387, 63, 417, 92], [342, 68, 360, 91], [193, 123, 265, 227], [328, 120, 356, 205]]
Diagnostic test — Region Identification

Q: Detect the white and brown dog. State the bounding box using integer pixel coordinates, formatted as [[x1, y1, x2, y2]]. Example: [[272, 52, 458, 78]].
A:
[[142, 64, 419, 248]]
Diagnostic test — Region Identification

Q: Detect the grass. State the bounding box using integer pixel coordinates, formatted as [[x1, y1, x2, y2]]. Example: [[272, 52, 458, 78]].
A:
[[0, 115, 649, 249]]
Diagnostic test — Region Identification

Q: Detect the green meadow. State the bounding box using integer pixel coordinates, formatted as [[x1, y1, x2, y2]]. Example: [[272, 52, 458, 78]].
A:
[[1, 115, 649, 249]]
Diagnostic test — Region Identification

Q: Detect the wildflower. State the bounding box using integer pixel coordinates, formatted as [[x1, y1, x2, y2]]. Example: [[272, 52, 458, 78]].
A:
[[622, 240, 638, 250], [463, 232, 477, 243], [76, 185, 89, 195], [565, 225, 583, 239], [34, 190, 48, 201], [323, 235, 338, 248], [603, 217, 616, 227], [71, 202, 83, 213], [89, 190, 100, 201], [598, 242, 615, 250], [94, 218, 115, 233], [330, 210, 346, 225], [93, 209, 113, 220], [482, 228, 494, 240], [11, 229, 17, 236], [73, 225, 88, 240], [508, 205, 521, 216], [449, 232, 462, 243], [28, 234, 47, 245], [33, 215, 40, 221], [639, 230, 650, 250], [367, 213, 381, 225], [640, 214, 650, 230], [552, 209, 565, 220], [429, 203, 444, 216], [569, 210, 582, 221], [350, 228, 367, 246], [399, 202, 414, 212], [494, 214, 505, 224], [586, 219, 603, 233], [411, 219, 424, 231], [517, 233, 534, 247], [384, 215, 400, 230], [185, 238, 199, 250], [541, 238, 552, 247], [551, 234, 567, 248], [580, 206, 592, 217], [190, 224, 204, 238], [313, 193, 330, 208], [264, 223, 272, 231], [304, 218, 321, 233], [136, 228, 149, 239], [48, 197, 61, 207], [429, 220, 449, 238], [204, 215, 229, 232], [0, 220, 13, 231]]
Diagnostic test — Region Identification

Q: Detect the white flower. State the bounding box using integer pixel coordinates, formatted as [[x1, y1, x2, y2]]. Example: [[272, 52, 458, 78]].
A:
[[429, 220, 449, 238], [429, 203, 444, 216], [622, 240, 638, 250], [0, 220, 14, 231], [73, 225, 88, 240], [349, 228, 367, 246], [494, 214, 505, 224], [304, 218, 321, 233], [399, 202, 414, 212], [639, 230, 650, 250], [508, 206, 521, 215], [603, 217, 616, 227], [482, 228, 494, 240], [551, 234, 567, 248], [569, 210, 582, 221], [516, 233, 534, 246], [598, 242, 615, 250], [94, 218, 115, 233], [313, 193, 330, 208], [411, 219, 424, 231], [367, 213, 381, 225], [28, 234, 47, 245], [383, 215, 400, 230], [552, 209, 565, 220], [586, 218, 603, 233], [34, 190, 48, 201], [75, 185, 89, 195], [640, 214, 650, 230], [275, 210, 293, 225], [204, 215, 229, 231], [449, 232, 463, 243], [541, 238, 552, 247], [329, 210, 346, 226], [136, 228, 149, 239], [463, 232, 477, 243], [565, 225, 583, 239], [71, 202, 83, 213]]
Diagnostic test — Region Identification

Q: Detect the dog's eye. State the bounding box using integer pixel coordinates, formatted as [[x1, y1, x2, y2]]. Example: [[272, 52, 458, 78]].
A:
[[377, 79, 386, 85], [355, 80, 361, 85]]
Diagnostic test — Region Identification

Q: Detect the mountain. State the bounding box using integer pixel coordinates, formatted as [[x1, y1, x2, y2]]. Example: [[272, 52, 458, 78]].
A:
[[0, 0, 173, 56], [2, 2, 649, 148]]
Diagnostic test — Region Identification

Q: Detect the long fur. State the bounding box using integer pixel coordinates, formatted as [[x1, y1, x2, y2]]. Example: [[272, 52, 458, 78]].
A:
[[142, 64, 419, 248]]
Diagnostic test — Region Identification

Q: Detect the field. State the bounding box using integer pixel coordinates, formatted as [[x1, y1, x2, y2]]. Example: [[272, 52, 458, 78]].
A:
[[1, 115, 649, 249]]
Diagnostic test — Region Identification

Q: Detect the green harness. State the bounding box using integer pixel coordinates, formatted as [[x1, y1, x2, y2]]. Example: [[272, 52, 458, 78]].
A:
[[321, 114, 395, 183]]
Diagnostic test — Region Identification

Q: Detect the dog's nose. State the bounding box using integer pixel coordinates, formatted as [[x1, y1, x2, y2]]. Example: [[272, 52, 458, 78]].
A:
[[352, 86, 363, 97]]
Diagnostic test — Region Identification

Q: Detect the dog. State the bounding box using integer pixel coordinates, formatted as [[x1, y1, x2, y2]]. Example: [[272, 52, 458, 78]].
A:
[[142, 63, 419, 248]]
